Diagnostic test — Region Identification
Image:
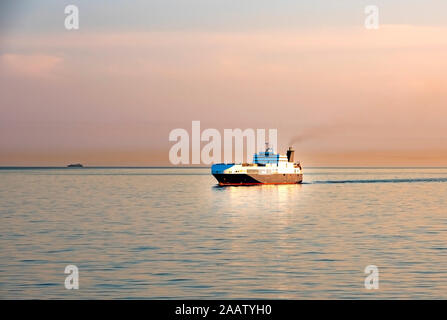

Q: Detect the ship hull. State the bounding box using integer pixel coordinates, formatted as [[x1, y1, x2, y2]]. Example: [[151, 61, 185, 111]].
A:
[[213, 173, 303, 186]]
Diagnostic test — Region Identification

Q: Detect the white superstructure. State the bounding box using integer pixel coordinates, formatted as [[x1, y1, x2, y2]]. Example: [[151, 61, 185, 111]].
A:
[[211, 146, 302, 175]]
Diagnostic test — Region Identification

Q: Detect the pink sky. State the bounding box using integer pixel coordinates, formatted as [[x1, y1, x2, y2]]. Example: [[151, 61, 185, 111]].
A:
[[1, 25, 446, 166]]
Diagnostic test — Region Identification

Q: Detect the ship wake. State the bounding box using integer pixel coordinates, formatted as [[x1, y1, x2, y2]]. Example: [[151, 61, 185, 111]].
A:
[[308, 177, 447, 184]]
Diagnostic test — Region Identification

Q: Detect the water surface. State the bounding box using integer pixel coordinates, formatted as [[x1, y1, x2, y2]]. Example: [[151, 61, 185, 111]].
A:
[[1, 167, 447, 299]]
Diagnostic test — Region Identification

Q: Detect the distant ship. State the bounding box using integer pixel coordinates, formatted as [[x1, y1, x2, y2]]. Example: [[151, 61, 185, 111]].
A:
[[67, 163, 83, 168], [211, 145, 303, 186]]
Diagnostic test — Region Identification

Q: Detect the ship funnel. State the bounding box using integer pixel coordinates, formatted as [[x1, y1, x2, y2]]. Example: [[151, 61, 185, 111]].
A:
[[287, 147, 295, 162]]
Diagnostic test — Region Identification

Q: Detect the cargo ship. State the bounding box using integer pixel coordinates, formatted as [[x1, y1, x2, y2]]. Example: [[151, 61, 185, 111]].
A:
[[211, 145, 303, 186]]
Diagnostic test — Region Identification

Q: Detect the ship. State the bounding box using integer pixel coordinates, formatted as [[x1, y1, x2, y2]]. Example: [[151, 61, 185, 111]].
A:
[[211, 145, 303, 186], [67, 163, 83, 168]]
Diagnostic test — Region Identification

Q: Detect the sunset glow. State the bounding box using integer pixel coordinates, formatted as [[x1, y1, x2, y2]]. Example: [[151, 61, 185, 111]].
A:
[[1, 2, 446, 166]]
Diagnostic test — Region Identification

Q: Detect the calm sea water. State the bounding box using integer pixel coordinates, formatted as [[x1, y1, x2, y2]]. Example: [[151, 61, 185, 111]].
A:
[[1, 167, 447, 299]]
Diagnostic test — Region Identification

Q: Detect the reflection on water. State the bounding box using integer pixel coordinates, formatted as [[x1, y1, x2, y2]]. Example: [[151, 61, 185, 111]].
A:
[[0, 167, 447, 299]]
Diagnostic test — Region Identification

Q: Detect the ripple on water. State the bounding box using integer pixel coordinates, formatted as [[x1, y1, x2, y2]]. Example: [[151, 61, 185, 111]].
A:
[[1, 167, 447, 298]]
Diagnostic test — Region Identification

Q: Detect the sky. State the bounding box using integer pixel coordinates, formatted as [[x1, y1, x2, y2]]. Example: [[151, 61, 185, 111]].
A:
[[1, 0, 447, 166]]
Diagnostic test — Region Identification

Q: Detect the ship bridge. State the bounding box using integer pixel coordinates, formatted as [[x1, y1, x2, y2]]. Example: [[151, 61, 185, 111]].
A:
[[253, 146, 288, 165]]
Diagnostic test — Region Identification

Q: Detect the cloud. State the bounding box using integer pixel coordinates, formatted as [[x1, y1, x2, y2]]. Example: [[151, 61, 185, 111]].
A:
[[4, 25, 447, 48], [0, 53, 62, 77], [0, 25, 446, 165]]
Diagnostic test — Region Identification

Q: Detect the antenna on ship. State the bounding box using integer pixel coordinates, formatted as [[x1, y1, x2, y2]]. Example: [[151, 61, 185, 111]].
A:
[[265, 141, 273, 154]]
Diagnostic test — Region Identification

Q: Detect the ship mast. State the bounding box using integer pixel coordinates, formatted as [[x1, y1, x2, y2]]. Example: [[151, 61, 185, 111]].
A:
[[264, 141, 274, 154]]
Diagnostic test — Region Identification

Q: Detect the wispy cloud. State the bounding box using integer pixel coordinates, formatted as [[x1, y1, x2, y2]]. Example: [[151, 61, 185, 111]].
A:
[[0, 53, 62, 77], [1, 25, 446, 165]]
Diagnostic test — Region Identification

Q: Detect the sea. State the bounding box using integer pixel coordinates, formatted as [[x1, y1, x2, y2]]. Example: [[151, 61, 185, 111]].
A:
[[1, 167, 446, 299]]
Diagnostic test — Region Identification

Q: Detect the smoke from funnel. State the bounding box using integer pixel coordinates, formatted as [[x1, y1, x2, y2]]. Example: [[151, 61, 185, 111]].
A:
[[288, 125, 347, 146]]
